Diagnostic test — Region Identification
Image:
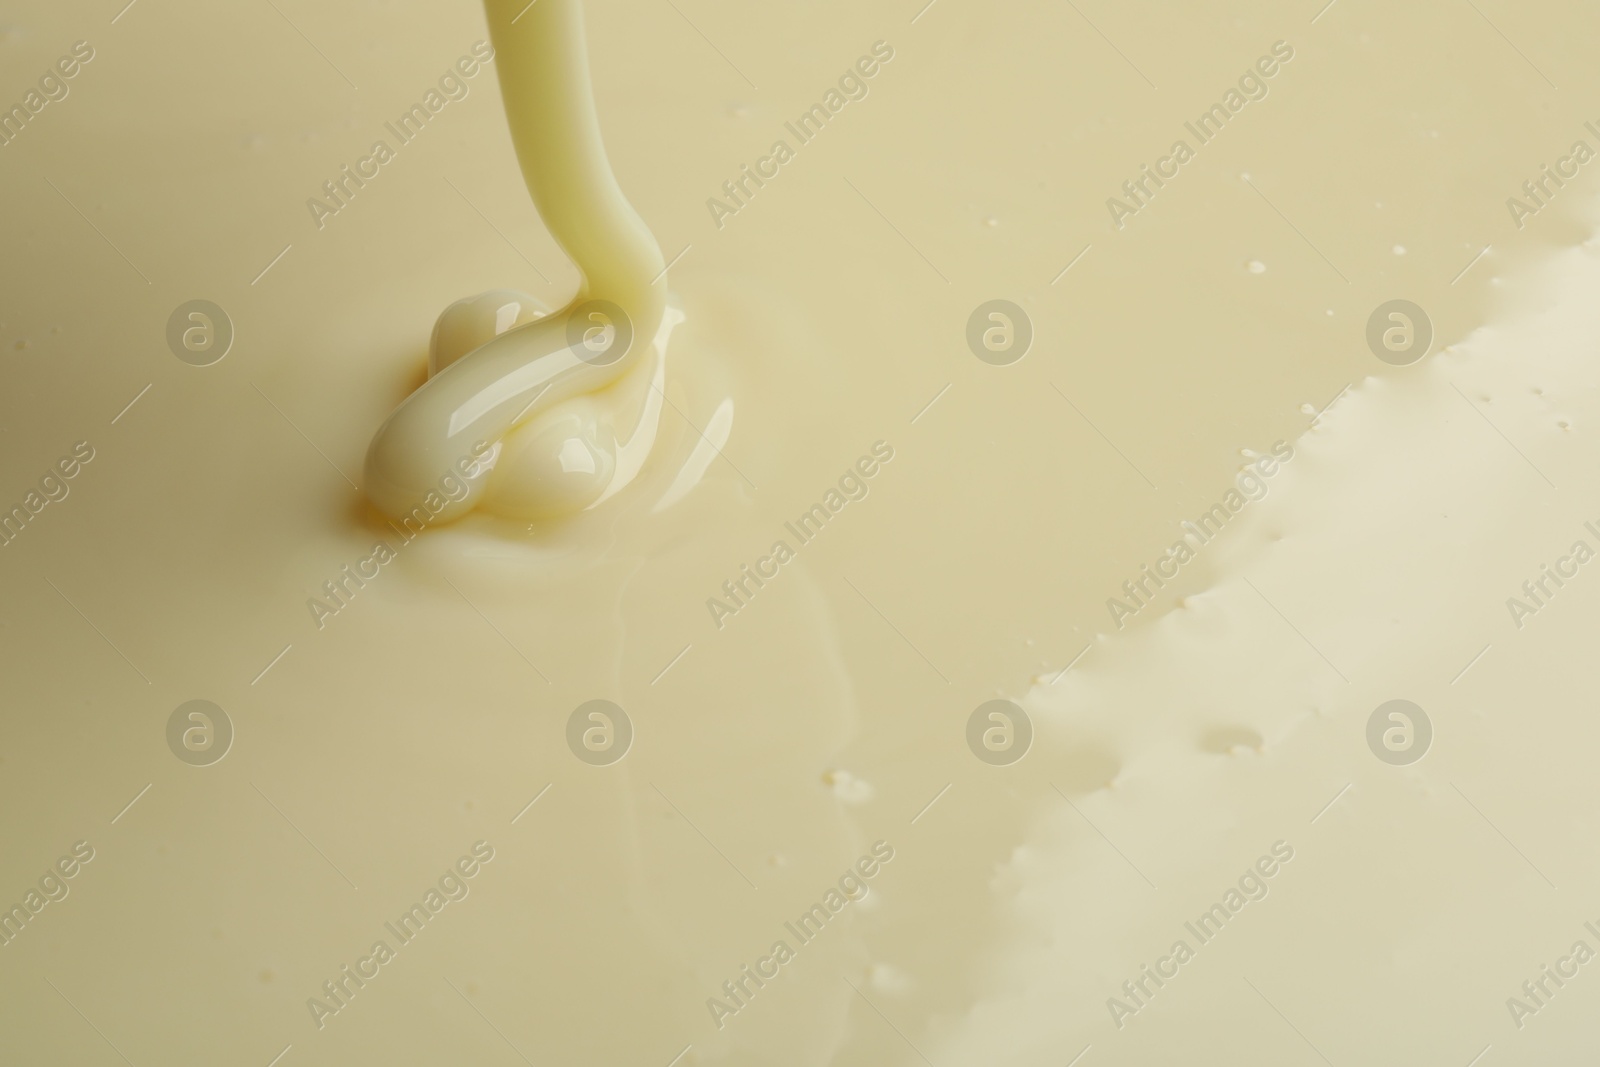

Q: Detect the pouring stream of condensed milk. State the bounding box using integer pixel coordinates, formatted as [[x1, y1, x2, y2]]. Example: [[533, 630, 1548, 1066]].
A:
[[363, 0, 667, 524]]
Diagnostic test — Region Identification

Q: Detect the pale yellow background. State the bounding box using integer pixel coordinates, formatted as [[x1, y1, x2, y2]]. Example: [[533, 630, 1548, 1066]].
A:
[[2, 0, 1598, 1064]]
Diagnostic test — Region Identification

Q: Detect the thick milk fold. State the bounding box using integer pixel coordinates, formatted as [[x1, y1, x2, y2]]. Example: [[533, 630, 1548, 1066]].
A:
[[363, 0, 667, 525], [1, 0, 1598, 1064]]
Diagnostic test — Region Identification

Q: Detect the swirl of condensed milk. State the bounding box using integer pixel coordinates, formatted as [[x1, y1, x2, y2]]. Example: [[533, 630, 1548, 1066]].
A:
[[363, 0, 666, 525]]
